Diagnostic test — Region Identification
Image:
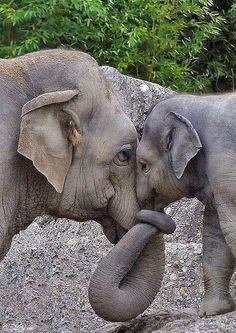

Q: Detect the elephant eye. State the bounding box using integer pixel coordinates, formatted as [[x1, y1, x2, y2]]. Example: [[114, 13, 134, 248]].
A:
[[114, 148, 132, 166], [140, 161, 150, 174]]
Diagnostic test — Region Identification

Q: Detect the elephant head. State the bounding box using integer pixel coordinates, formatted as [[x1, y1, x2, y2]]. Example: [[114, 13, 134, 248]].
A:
[[16, 50, 139, 240], [136, 97, 202, 210]]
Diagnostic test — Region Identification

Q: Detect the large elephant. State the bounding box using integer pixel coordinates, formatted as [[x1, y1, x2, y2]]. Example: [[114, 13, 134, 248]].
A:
[[0, 49, 172, 322], [136, 93, 236, 317]]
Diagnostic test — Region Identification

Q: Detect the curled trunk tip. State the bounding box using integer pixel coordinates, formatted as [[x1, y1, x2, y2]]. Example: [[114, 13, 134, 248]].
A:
[[89, 223, 165, 322]]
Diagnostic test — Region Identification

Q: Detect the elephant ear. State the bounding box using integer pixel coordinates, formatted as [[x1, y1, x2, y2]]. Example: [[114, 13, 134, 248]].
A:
[[166, 112, 202, 179], [18, 90, 81, 193]]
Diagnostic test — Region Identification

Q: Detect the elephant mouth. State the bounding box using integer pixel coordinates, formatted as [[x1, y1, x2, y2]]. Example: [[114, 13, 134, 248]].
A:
[[98, 216, 127, 244], [142, 189, 168, 212]]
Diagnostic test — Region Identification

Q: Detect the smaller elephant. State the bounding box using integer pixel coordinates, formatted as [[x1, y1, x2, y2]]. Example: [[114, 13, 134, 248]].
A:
[[136, 93, 236, 317]]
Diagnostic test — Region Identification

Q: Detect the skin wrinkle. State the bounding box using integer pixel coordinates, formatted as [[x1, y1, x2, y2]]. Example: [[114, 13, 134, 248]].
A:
[[204, 266, 232, 292], [93, 171, 100, 208], [99, 174, 112, 207], [110, 189, 124, 222], [87, 165, 97, 210], [64, 158, 85, 217], [123, 190, 133, 223], [93, 166, 108, 209], [115, 187, 134, 225], [73, 169, 85, 216], [111, 191, 123, 220], [23, 166, 46, 226]]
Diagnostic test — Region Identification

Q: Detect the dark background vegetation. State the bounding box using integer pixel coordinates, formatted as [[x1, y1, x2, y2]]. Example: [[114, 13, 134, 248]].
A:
[[0, 0, 235, 92]]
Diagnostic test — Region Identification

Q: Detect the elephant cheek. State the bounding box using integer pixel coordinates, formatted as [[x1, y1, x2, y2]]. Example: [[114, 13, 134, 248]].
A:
[[82, 173, 115, 211], [137, 179, 155, 209]]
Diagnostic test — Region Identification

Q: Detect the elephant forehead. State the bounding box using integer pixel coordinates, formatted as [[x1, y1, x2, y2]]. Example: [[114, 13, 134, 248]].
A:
[[143, 115, 168, 144], [137, 141, 157, 161], [92, 111, 137, 142], [142, 126, 162, 148], [145, 113, 165, 132], [91, 134, 136, 163]]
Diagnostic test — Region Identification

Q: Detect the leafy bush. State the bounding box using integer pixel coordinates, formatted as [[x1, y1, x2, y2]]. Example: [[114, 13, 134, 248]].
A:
[[0, 0, 235, 92]]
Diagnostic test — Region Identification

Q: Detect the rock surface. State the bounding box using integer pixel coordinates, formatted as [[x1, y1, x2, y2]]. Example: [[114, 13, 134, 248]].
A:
[[100, 66, 174, 136], [0, 67, 235, 332]]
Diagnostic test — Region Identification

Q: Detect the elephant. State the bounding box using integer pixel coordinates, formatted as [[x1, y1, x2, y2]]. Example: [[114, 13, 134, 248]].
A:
[[0, 49, 174, 322], [136, 93, 236, 317]]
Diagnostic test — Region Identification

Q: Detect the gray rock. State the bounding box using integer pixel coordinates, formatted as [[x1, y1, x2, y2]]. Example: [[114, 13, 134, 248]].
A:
[[100, 66, 174, 135], [0, 66, 234, 333]]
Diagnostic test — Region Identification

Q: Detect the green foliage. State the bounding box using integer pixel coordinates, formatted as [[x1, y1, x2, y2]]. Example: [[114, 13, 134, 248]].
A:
[[0, 0, 235, 92]]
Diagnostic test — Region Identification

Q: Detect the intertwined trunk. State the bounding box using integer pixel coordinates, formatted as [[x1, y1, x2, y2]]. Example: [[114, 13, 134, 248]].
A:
[[88, 223, 165, 322]]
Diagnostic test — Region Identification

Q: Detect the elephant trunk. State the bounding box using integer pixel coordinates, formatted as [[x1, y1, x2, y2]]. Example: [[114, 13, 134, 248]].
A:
[[88, 223, 165, 322]]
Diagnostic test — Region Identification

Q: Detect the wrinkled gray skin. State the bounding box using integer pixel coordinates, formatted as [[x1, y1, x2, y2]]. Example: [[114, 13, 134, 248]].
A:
[[0, 49, 168, 322], [89, 210, 176, 321], [137, 93, 236, 317]]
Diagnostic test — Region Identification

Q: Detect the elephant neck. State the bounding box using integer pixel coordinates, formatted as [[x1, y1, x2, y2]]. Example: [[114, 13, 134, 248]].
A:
[[13, 160, 53, 233]]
